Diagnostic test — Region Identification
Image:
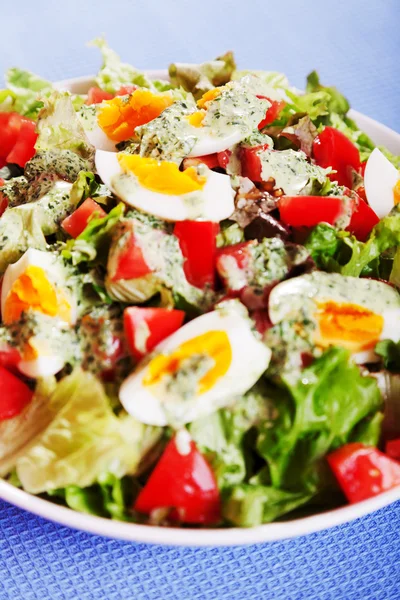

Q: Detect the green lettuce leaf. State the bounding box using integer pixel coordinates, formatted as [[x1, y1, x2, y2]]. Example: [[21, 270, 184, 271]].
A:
[[35, 91, 94, 162], [1, 68, 53, 118], [375, 340, 400, 373], [90, 37, 154, 93], [257, 347, 382, 490], [169, 51, 236, 99], [189, 382, 276, 489], [62, 202, 125, 265], [306, 70, 350, 116], [16, 369, 161, 494], [48, 473, 138, 520], [222, 484, 313, 527], [305, 207, 400, 278]]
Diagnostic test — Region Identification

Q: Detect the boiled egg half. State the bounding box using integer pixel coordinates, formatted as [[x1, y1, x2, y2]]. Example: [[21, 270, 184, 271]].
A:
[[1, 248, 77, 377], [185, 78, 270, 157], [269, 271, 400, 363], [364, 148, 400, 218], [81, 89, 175, 151], [95, 150, 235, 221], [119, 300, 271, 426]]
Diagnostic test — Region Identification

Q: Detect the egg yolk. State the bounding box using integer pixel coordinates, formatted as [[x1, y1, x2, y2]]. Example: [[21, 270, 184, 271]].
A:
[[3, 265, 72, 325], [197, 87, 223, 109], [186, 111, 206, 128], [393, 180, 400, 206], [315, 301, 384, 351], [143, 330, 232, 395], [117, 154, 207, 195], [97, 90, 174, 142], [22, 337, 51, 361]]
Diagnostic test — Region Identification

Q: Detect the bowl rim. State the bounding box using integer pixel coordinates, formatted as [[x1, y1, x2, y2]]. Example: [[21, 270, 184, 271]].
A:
[[1, 73, 400, 546]]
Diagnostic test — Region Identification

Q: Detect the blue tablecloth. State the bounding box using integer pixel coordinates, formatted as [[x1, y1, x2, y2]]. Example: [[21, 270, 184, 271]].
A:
[[1, 1, 399, 598]]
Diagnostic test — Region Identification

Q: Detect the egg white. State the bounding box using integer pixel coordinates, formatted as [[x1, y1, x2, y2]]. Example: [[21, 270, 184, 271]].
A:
[[269, 272, 400, 363], [188, 129, 244, 158], [18, 352, 66, 378], [1, 248, 77, 326], [364, 148, 399, 218], [95, 150, 235, 222], [119, 301, 271, 426]]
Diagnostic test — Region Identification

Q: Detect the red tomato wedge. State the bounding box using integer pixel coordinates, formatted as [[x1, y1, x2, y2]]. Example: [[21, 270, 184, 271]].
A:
[[110, 226, 153, 282], [124, 307, 185, 361], [313, 126, 361, 189], [182, 154, 220, 170], [0, 366, 33, 420], [86, 87, 114, 105], [346, 195, 379, 241], [62, 198, 107, 238], [278, 195, 347, 228], [257, 96, 286, 129], [174, 221, 219, 289], [6, 118, 37, 167], [134, 434, 221, 524], [115, 85, 138, 96], [0, 113, 22, 159], [386, 439, 400, 462], [327, 443, 400, 503], [239, 144, 270, 182], [0, 345, 21, 371]]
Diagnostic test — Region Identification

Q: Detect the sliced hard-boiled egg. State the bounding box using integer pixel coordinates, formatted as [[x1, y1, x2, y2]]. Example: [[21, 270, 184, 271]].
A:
[[1, 248, 77, 326], [364, 148, 400, 218], [269, 271, 400, 363], [17, 335, 67, 378], [81, 89, 175, 151], [119, 300, 271, 426], [185, 78, 270, 157], [95, 150, 235, 221]]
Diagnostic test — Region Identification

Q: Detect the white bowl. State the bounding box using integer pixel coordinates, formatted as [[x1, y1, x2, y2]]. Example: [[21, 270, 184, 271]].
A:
[[1, 74, 400, 546]]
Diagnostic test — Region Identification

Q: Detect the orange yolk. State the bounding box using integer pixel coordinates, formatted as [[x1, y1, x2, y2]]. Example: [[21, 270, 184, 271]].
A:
[[3, 265, 72, 325], [143, 330, 232, 395], [186, 111, 206, 128], [197, 87, 223, 109], [22, 338, 51, 361], [117, 154, 207, 195], [97, 90, 174, 142], [316, 301, 384, 351], [393, 180, 400, 206]]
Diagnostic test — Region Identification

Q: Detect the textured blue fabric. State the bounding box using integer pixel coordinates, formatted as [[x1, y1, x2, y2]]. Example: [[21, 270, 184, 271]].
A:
[[1, 1, 400, 598]]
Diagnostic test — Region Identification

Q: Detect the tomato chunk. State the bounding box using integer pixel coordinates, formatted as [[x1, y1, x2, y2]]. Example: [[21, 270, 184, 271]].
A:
[[0, 366, 33, 420], [216, 241, 254, 292], [110, 224, 153, 282], [327, 443, 400, 503], [174, 221, 219, 289], [278, 195, 347, 228], [134, 433, 221, 524], [240, 144, 270, 182], [257, 96, 286, 129], [86, 87, 114, 105], [346, 194, 379, 241], [313, 126, 361, 188], [6, 118, 37, 167], [62, 198, 107, 238], [0, 113, 22, 159], [124, 307, 185, 361], [386, 439, 400, 462], [115, 85, 138, 96]]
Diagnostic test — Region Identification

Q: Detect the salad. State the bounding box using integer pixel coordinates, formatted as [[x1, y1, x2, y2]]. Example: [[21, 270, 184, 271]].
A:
[[1, 39, 400, 529]]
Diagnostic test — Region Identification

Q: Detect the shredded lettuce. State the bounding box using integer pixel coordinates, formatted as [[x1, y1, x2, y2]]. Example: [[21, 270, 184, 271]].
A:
[[90, 37, 155, 93], [169, 52, 236, 99], [16, 369, 161, 494], [35, 91, 94, 162], [1, 68, 53, 118]]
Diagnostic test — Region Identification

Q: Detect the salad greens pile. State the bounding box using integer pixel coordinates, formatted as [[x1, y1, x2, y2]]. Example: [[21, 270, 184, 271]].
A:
[[0, 39, 400, 528]]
